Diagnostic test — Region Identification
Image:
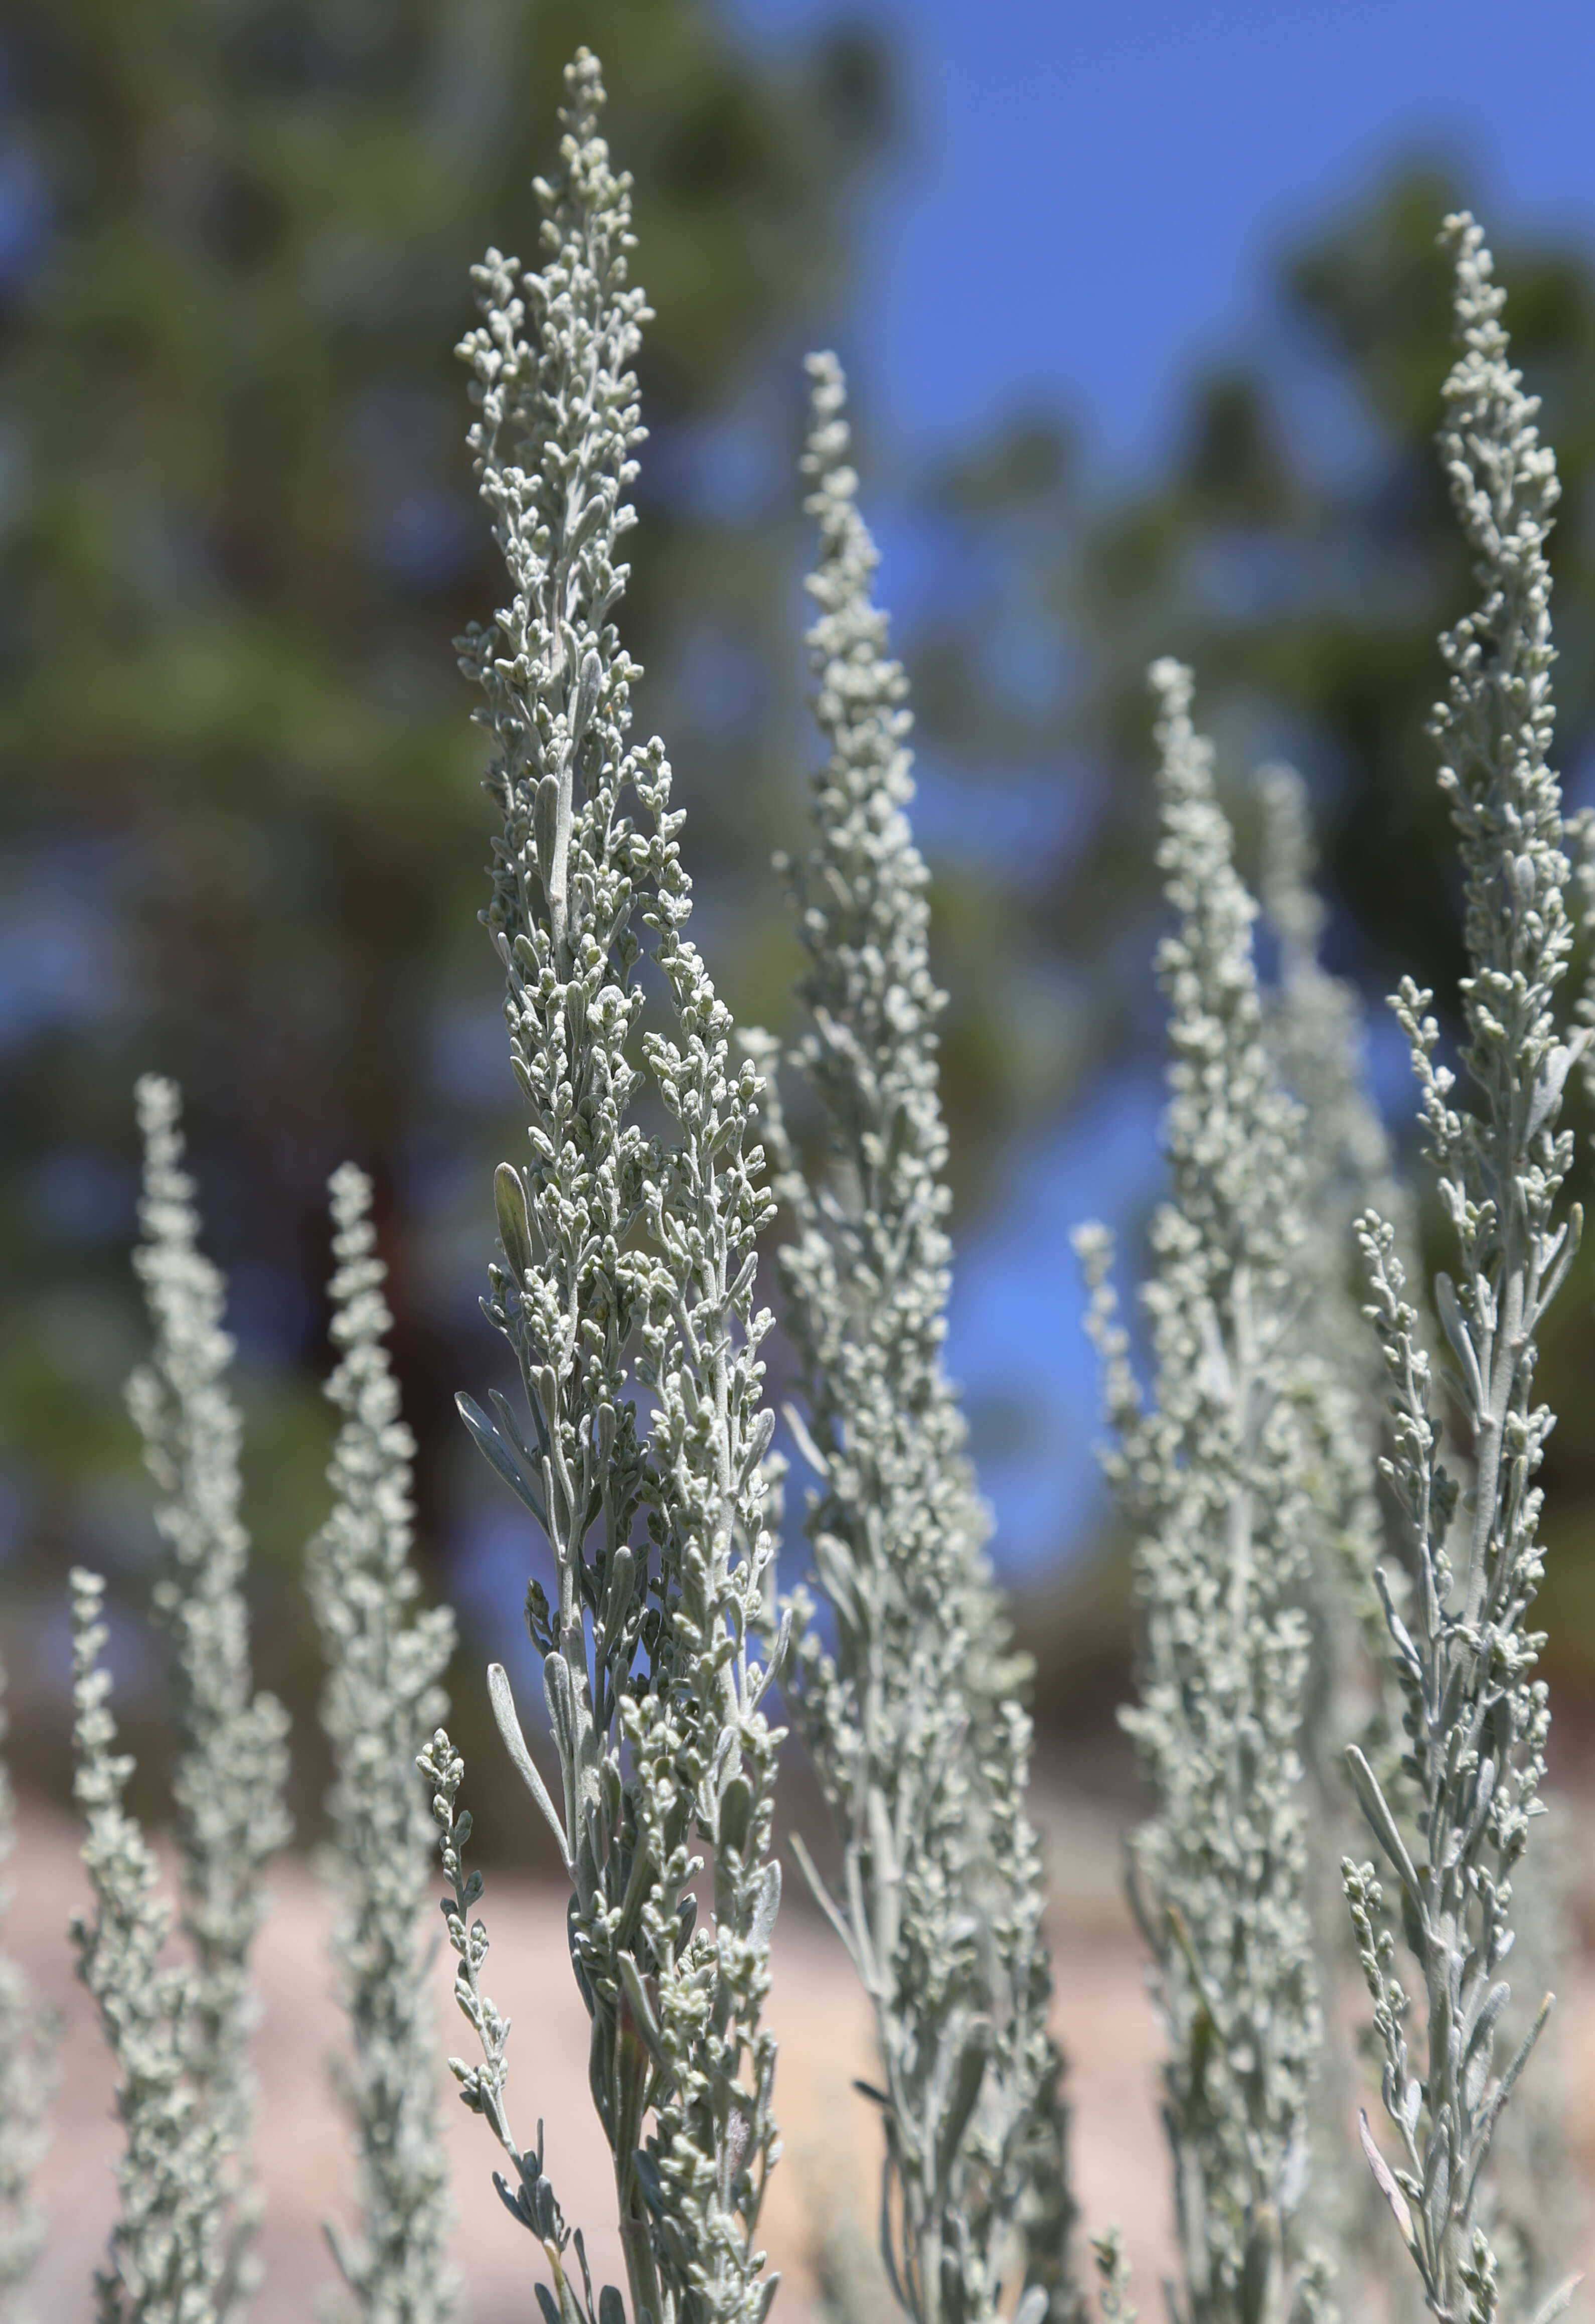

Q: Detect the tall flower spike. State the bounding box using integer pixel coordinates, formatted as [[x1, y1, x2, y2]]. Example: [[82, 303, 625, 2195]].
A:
[[69, 1567, 225, 2323], [1255, 762, 1397, 1737], [434, 52, 783, 2324], [1256, 761, 1409, 1402], [307, 1166, 457, 2324], [125, 1077, 291, 2320], [1075, 664, 1326, 2324], [0, 1651, 54, 2324], [1254, 765, 1408, 2303], [1344, 213, 1583, 2324], [770, 351, 1075, 2324]]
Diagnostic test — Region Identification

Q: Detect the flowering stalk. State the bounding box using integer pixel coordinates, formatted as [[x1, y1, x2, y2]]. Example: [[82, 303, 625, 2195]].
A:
[[1255, 762, 1399, 1772], [427, 52, 783, 2324], [70, 1566, 224, 2323], [1076, 664, 1326, 2324], [1345, 214, 1583, 2324], [1252, 765, 1415, 2306], [768, 352, 1073, 2324], [307, 1165, 457, 2324], [124, 1077, 291, 2319], [1257, 761, 1409, 1425], [0, 1652, 53, 2324]]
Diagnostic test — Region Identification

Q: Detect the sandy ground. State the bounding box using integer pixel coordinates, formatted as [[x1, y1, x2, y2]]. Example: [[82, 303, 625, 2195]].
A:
[[9, 1786, 1594, 2322]]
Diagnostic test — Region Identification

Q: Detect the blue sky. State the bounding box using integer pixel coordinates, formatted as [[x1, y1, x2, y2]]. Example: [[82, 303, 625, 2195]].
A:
[[722, 0, 1595, 1576], [733, 0, 1595, 469]]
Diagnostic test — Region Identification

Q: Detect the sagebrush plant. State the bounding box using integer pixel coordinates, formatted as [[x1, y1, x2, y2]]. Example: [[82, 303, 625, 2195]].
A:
[[70, 1564, 231, 2323], [1076, 662, 1327, 2324], [1253, 761, 1403, 1827], [1344, 213, 1584, 2324], [87, 1074, 293, 2320], [421, 49, 784, 2324], [307, 1164, 457, 2324], [1259, 761, 1579, 2321], [1254, 762, 1409, 2297], [1482, 1838, 1581, 2323], [758, 351, 1073, 2324], [0, 1652, 53, 2324], [16, 64, 1594, 2324], [1255, 762, 1409, 1424]]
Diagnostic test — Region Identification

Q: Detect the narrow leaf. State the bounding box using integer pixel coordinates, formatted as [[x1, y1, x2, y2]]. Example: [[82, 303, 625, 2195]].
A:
[[495, 1162, 535, 1280], [932, 2015, 992, 2198], [458, 1391, 550, 1530], [617, 1954, 668, 2069], [1358, 2110, 1415, 2247], [1526, 2275, 1583, 2324], [787, 1833, 861, 1976], [488, 1662, 572, 1873], [1346, 1746, 1426, 1922]]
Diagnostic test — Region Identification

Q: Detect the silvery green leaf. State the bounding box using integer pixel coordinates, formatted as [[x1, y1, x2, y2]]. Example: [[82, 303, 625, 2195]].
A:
[[780, 1399, 830, 1484], [1433, 1271, 1483, 1412], [617, 1956, 666, 2070], [1346, 1746, 1426, 1919], [1461, 1980, 1509, 2063], [786, 1833, 859, 1974], [1526, 2274, 1584, 2324], [1238, 2207, 1280, 2324], [1421, 2121, 1452, 2250], [1359, 2112, 1414, 2246], [534, 771, 562, 898], [570, 647, 601, 753], [495, 1161, 535, 1281], [632, 2150, 665, 2221], [542, 1653, 578, 1788], [932, 2016, 991, 2200], [457, 1391, 549, 1531], [717, 1775, 751, 1859], [488, 1661, 571, 1873]]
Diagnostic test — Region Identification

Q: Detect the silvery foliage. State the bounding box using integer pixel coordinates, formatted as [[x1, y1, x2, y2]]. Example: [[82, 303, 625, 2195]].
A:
[[1256, 762, 1409, 1449], [1345, 214, 1584, 2324], [122, 1076, 292, 2319], [422, 51, 784, 2324], [1076, 663, 1326, 2324], [1478, 1840, 1581, 2324], [70, 1566, 226, 2324], [1254, 768, 1409, 2299], [761, 353, 1073, 2324], [307, 1165, 457, 2324], [1090, 2232, 1136, 2324], [1266, 774, 1577, 2323], [1254, 764, 1401, 1783], [0, 1653, 54, 2324]]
